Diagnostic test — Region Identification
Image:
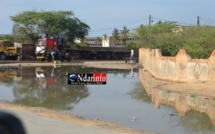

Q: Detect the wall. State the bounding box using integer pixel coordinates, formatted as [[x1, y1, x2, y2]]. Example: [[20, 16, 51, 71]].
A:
[[139, 48, 215, 82]]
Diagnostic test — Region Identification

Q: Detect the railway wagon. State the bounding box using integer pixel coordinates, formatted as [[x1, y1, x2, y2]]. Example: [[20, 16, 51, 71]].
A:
[[67, 47, 138, 60]]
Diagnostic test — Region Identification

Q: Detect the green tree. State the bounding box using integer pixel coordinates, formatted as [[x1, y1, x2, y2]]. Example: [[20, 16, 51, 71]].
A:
[[11, 10, 90, 43], [112, 28, 120, 45], [133, 21, 182, 55], [95, 36, 102, 45], [103, 34, 108, 41], [120, 26, 130, 45], [134, 24, 153, 48], [133, 21, 215, 58], [0, 34, 14, 42]]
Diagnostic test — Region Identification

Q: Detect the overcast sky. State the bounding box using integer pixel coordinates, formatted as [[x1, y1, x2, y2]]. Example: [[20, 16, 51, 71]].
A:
[[1, 0, 215, 37]]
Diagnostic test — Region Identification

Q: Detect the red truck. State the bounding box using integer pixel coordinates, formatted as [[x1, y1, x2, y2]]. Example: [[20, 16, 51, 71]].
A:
[[35, 38, 71, 61]]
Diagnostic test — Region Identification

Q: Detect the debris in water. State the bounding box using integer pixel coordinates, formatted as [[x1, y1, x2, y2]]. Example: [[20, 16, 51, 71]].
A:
[[169, 114, 174, 116]]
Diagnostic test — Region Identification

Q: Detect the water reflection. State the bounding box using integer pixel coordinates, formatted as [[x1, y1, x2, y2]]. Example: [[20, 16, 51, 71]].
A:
[[128, 81, 151, 103], [2, 66, 215, 133], [12, 66, 90, 110], [138, 68, 215, 131], [0, 67, 22, 86], [3, 66, 131, 110]]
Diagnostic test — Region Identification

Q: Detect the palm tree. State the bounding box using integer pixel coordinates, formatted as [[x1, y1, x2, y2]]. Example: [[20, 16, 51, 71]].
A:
[[120, 26, 130, 46], [95, 36, 102, 46], [112, 28, 120, 45], [103, 34, 108, 41]]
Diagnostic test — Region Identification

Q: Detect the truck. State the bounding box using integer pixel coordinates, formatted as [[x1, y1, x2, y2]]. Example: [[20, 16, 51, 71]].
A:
[[0, 40, 21, 60], [35, 38, 71, 62], [35, 37, 138, 61]]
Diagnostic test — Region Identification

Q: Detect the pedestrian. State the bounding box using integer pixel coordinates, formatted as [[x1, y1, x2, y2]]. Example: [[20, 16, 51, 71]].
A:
[[51, 49, 56, 61], [130, 49, 134, 60]]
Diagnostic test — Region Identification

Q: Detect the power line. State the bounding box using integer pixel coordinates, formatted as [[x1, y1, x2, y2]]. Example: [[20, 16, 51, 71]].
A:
[[152, 16, 194, 26], [199, 16, 215, 26], [90, 17, 148, 33], [89, 15, 215, 36]]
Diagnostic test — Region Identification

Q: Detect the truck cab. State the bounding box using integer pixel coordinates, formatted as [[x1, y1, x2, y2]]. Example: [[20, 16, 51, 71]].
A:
[[0, 40, 21, 60], [35, 38, 71, 62]]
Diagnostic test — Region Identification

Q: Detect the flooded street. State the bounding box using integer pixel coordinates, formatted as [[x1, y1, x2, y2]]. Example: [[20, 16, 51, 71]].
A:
[[0, 66, 215, 134]]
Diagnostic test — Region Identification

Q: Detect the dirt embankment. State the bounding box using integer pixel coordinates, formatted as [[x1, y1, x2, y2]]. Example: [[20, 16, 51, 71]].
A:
[[0, 60, 140, 70]]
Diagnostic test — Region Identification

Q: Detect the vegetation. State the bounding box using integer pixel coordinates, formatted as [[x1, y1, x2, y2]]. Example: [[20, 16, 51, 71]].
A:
[[120, 26, 130, 45], [103, 34, 108, 41], [112, 28, 120, 45], [110, 26, 138, 48], [11, 10, 90, 43], [0, 34, 14, 42], [133, 21, 215, 59], [8, 10, 215, 58]]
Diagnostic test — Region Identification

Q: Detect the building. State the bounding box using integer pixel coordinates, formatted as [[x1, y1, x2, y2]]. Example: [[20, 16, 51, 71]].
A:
[[83, 35, 137, 47], [84, 37, 102, 47]]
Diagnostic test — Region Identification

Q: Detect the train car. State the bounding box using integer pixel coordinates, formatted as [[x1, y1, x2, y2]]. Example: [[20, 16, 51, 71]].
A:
[[67, 46, 138, 60]]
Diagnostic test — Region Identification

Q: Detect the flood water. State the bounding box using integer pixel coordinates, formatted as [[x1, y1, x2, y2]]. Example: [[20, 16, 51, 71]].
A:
[[0, 66, 215, 134]]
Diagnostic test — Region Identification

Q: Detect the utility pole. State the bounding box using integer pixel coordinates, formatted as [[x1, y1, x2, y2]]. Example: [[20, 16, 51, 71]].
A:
[[149, 14, 152, 26], [197, 16, 200, 26], [148, 14, 152, 35]]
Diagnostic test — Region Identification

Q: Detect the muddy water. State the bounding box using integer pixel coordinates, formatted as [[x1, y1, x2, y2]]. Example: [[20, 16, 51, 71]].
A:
[[0, 66, 215, 134]]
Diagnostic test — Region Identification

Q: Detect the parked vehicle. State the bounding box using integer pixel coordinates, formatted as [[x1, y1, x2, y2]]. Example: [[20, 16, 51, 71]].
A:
[[35, 38, 71, 62], [0, 40, 21, 60]]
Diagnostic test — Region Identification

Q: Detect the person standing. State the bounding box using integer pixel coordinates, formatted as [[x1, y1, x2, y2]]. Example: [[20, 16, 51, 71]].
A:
[[130, 49, 134, 60], [51, 47, 58, 61]]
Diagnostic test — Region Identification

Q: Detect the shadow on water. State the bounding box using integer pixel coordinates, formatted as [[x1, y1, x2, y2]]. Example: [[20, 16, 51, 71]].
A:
[[1, 66, 215, 134]]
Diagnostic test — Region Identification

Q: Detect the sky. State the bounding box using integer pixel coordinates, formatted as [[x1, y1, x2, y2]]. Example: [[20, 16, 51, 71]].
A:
[[1, 0, 215, 37]]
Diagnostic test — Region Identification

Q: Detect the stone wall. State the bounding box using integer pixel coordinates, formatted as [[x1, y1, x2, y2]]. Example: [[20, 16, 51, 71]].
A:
[[139, 48, 215, 82]]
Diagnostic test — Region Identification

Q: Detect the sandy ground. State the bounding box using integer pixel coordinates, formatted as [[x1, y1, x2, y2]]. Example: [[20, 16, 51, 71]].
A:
[[0, 60, 139, 69], [0, 61, 154, 134], [0, 100, 153, 134]]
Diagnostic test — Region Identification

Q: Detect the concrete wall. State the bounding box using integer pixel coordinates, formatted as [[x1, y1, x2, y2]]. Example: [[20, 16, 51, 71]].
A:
[[139, 48, 215, 82]]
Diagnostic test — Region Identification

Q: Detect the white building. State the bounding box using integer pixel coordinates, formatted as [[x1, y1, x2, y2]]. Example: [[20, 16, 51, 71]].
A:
[[83, 35, 137, 47], [84, 37, 102, 47]]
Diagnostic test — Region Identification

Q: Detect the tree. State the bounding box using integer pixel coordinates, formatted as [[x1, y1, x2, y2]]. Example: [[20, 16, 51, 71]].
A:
[[134, 24, 153, 47], [133, 21, 182, 55], [11, 10, 90, 43], [103, 34, 108, 41], [95, 36, 102, 45], [0, 34, 14, 42], [120, 26, 130, 45], [112, 28, 120, 45]]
